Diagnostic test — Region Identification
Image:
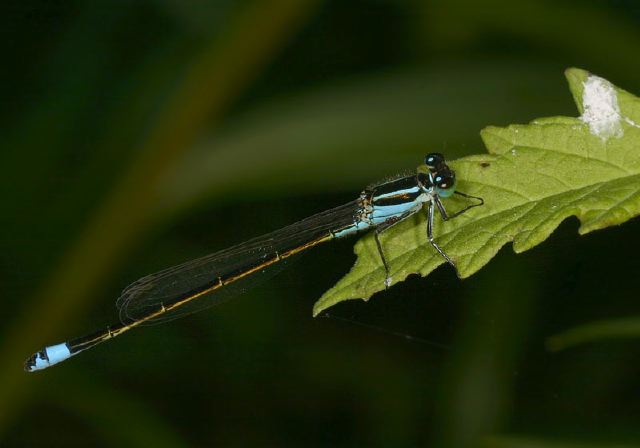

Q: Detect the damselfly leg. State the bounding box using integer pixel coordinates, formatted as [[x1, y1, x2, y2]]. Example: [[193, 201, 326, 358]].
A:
[[425, 200, 456, 267], [374, 211, 420, 288], [374, 229, 392, 288], [447, 191, 485, 219], [426, 192, 485, 271]]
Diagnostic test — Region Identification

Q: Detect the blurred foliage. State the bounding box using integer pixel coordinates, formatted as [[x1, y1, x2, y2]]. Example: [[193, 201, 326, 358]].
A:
[[548, 317, 640, 352], [1, 0, 640, 447]]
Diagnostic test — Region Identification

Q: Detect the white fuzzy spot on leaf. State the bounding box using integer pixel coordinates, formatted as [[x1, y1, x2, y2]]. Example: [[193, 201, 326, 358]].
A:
[[580, 75, 623, 140]]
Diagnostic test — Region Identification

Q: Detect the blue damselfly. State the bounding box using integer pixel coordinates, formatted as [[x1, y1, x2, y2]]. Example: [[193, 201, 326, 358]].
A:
[[25, 153, 482, 372]]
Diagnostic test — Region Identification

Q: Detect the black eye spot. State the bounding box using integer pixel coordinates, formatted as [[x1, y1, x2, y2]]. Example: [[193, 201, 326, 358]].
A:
[[480, 162, 490, 168], [435, 169, 455, 190], [425, 152, 445, 169]]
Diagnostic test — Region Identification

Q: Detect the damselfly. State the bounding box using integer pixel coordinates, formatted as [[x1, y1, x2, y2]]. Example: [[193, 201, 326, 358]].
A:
[[25, 153, 482, 372]]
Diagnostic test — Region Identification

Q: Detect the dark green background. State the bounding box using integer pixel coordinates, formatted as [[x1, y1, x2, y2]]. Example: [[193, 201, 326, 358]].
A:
[[1, 1, 640, 446]]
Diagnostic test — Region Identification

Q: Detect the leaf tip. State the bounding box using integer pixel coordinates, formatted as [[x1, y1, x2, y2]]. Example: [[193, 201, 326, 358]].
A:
[[312, 293, 347, 317], [565, 67, 591, 114], [479, 126, 511, 154], [312, 302, 324, 317], [564, 67, 589, 84]]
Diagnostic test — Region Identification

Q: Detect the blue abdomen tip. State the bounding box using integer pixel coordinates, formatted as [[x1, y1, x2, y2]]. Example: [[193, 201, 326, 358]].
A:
[[24, 343, 71, 372]]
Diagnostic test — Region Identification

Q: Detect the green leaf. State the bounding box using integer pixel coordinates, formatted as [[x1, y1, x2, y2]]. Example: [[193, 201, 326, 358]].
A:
[[313, 68, 640, 316]]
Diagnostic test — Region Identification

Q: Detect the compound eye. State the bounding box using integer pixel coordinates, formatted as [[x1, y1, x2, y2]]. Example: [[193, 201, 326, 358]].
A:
[[434, 169, 456, 197], [424, 152, 445, 169]]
